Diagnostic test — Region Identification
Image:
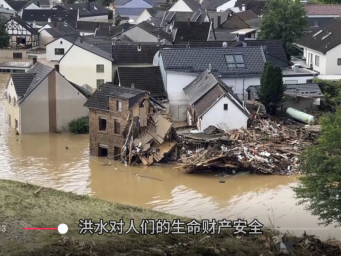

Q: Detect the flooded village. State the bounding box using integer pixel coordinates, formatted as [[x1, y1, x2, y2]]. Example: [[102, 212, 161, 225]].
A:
[[1, 0, 341, 254]]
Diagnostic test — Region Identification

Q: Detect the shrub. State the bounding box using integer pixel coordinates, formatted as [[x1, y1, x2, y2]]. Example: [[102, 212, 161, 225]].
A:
[[69, 116, 89, 134]]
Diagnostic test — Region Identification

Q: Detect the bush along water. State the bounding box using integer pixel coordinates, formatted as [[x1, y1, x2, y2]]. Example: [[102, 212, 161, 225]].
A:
[[69, 116, 89, 134]]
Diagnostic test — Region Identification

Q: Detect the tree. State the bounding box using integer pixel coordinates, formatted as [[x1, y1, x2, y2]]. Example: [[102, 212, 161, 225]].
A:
[[294, 108, 341, 226], [114, 13, 122, 26], [0, 21, 9, 49], [313, 78, 341, 112], [98, 0, 111, 7], [69, 116, 89, 134], [257, 62, 285, 115], [258, 0, 307, 56]]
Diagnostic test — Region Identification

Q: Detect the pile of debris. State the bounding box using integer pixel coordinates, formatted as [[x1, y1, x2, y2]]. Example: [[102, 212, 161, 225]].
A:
[[176, 118, 320, 174]]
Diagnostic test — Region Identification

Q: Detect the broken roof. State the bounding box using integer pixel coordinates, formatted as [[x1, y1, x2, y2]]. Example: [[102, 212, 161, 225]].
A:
[[160, 46, 265, 77], [117, 66, 167, 100], [173, 21, 213, 42], [295, 18, 341, 54], [84, 83, 146, 110]]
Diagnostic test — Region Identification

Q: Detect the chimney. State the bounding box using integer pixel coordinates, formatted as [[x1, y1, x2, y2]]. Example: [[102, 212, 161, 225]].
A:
[[131, 83, 135, 89], [32, 57, 37, 65], [53, 21, 57, 28], [217, 16, 221, 27], [208, 63, 211, 73], [48, 17, 51, 23], [32, 20, 36, 28], [187, 18, 190, 26], [55, 64, 59, 73], [242, 4, 246, 11], [86, 1, 90, 11]]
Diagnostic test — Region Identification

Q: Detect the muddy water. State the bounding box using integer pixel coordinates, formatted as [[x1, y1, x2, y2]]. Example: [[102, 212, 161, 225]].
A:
[[0, 72, 339, 240]]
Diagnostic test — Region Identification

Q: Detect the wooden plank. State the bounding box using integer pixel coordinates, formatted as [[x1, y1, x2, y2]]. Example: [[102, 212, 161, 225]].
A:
[[128, 139, 133, 166]]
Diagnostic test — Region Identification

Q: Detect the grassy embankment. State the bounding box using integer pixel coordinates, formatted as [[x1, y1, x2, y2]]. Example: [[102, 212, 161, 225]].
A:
[[0, 179, 339, 256]]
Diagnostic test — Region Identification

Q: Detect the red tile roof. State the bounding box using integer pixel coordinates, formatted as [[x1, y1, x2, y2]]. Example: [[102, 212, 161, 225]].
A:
[[305, 4, 341, 15]]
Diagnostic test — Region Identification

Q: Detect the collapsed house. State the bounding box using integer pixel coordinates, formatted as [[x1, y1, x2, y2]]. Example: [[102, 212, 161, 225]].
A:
[[84, 83, 175, 164]]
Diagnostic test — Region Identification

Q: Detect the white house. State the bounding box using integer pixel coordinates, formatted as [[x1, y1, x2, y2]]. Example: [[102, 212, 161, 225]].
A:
[[5, 59, 90, 134], [59, 37, 113, 91], [45, 36, 77, 61], [5, 17, 39, 48], [155, 47, 265, 121], [295, 18, 341, 76], [184, 69, 249, 131], [168, 0, 203, 12]]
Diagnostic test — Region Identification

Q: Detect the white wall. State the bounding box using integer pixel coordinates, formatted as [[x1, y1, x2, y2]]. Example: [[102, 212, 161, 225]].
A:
[[217, 0, 236, 12], [283, 75, 315, 84], [169, 0, 193, 12], [222, 77, 260, 99], [325, 44, 341, 75], [304, 47, 326, 74], [59, 45, 112, 90], [123, 0, 152, 8], [200, 96, 248, 131], [46, 38, 73, 61], [136, 9, 152, 23], [39, 29, 54, 48], [55, 72, 88, 130], [5, 78, 20, 131], [20, 77, 49, 134], [79, 15, 108, 22]]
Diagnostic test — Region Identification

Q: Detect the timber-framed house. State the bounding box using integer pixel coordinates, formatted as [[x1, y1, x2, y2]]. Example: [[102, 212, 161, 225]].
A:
[[5, 17, 38, 48]]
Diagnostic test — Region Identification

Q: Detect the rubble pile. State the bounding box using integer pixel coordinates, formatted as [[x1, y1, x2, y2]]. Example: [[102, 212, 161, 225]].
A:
[[177, 118, 320, 174]]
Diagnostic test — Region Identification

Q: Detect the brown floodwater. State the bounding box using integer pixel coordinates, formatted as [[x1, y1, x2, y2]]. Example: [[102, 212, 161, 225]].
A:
[[0, 72, 339, 240]]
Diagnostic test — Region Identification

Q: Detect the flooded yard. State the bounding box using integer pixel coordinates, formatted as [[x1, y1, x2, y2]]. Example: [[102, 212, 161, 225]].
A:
[[0, 72, 339, 240]]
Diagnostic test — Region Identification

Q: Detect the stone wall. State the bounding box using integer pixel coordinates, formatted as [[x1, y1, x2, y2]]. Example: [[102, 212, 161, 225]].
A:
[[88, 97, 130, 158]]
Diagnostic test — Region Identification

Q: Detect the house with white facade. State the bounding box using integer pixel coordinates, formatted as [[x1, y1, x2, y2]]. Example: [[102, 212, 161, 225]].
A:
[[295, 18, 341, 76], [184, 69, 249, 131], [45, 36, 78, 61], [38, 20, 79, 48], [155, 46, 265, 121], [5, 59, 89, 134], [168, 0, 203, 12], [59, 37, 113, 91]]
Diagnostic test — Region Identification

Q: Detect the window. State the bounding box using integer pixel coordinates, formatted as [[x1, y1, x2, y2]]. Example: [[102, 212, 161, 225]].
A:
[[114, 119, 120, 134], [60, 40, 63, 44], [15, 119, 18, 129], [8, 94, 11, 103], [306, 79, 313, 83], [99, 117, 107, 131], [55, 48, 64, 55], [96, 64, 104, 73], [13, 53, 22, 59], [314, 20, 319, 27], [137, 44, 141, 51], [224, 104, 228, 110], [97, 79, 104, 88], [225, 54, 245, 68], [13, 97, 16, 106], [116, 100, 122, 112], [314, 55, 319, 66], [337, 58, 341, 66]]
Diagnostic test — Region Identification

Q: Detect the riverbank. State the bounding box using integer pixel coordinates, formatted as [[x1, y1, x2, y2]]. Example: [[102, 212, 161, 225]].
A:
[[1, 179, 341, 256]]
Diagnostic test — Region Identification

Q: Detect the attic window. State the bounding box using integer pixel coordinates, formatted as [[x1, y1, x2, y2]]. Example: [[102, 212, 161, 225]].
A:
[[225, 54, 245, 68], [322, 32, 332, 40], [137, 44, 141, 51]]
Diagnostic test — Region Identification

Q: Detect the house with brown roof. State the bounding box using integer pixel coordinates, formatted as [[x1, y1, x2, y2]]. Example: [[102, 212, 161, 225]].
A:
[[304, 4, 341, 28]]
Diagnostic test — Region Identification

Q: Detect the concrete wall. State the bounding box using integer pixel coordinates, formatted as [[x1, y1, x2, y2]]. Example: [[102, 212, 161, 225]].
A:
[[123, 26, 159, 42], [79, 15, 109, 22], [55, 72, 89, 130], [46, 38, 73, 62], [169, 0, 193, 12], [20, 77, 49, 133], [281, 97, 319, 112], [200, 96, 248, 131], [136, 9, 152, 23], [39, 30, 54, 48], [5, 78, 20, 131], [59, 45, 112, 90], [221, 77, 260, 98]]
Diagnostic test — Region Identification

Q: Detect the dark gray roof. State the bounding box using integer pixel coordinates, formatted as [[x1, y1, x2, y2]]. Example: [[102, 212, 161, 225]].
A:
[[69, 81, 92, 97], [21, 9, 78, 24], [81, 37, 112, 53], [0, 13, 8, 23], [6, 17, 38, 34], [45, 35, 78, 46], [114, 0, 155, 6], [112, 42, 185, 64], [136, 21, 173, 43], [114, 7, 146, 16], [202, 0, 229, 10], [84, 83, 146, 110], [184, 70, 249, 117], [173, 40, 242, 47], [295, 18, 341, 54], [173, 21, 212, 42], [59, 2, 108, 17], [247, 83, 323, 100], [214, 28, 237, 40], [206, 10, 230, 29], [31, 0, 50, 6], [11, 73, 37, 98], [161, 11, 206, 26], [43, 21, 79, 37], [6, 1, 31, 11], [117, 66, 167, 100], [75, 20, 114, 32], [72, 38, 113, 61], [234, 0, 265, 16], [18, 62, 54, 104], [243, 40, 288, 67], [94, 24, 133, 38], [160, 46, 265, 77]]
